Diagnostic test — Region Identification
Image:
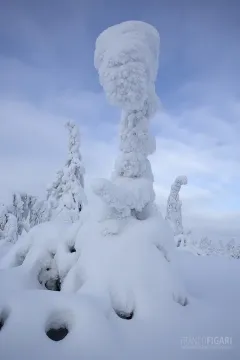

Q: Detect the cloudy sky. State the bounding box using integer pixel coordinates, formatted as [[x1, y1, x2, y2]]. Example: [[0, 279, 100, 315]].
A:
[[1, 0, 240, 239]]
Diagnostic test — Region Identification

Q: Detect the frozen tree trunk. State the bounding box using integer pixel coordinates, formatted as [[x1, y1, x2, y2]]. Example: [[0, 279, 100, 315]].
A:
[[165, 176, 187, 244], [94, 21, 160, 221]]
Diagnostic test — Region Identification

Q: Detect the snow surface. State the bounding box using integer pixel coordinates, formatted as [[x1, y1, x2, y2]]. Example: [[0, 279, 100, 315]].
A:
[[0, 222, 239, 359]]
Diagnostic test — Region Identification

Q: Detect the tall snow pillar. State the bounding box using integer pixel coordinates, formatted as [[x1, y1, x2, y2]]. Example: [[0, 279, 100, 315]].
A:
[[94, 21, 160, 220]]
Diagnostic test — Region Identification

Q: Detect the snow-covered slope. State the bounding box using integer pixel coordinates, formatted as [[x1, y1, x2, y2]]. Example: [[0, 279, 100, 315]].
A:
[[0, 225, 239, 360]]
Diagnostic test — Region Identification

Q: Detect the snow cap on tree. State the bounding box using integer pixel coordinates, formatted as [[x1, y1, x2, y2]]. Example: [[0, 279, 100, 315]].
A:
[[94, 20, 160, 113]]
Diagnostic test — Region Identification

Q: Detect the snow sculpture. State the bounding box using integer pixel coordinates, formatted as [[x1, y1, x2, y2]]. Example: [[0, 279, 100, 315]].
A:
[[165, 176, 187, 246], [94, 21, 160, 222], [47, 121, 86, 223]]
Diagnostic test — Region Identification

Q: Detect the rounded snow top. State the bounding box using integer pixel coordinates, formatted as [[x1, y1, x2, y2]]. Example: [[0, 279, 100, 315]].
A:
[[94, 21, 160, 112], [175, 176, 188, 186]]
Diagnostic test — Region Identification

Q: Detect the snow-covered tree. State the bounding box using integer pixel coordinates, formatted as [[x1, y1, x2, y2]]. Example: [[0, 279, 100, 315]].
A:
[[225, 238, 240, 259], [165, 176, 187, 245], [29, 199, 50, 227], [9, 192, 34, 235], [47, 121, 86, 223], [2, 213, 18, 243], [0, 205, 7, 241], [93, 21, 160, 223], [226, 238, 235, 256], [198, 236, 213, 255]]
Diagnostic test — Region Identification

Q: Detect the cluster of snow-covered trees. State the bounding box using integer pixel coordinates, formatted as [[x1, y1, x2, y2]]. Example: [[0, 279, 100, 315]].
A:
[[164, 175, 240, 259], [0, 193, 38, 243], [0, 121, 85, 245], [194, 236, 240, 258]]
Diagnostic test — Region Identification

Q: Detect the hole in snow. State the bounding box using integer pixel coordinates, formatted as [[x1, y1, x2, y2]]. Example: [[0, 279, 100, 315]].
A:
[[45, 310, 73, 342], [68, 245, 76, 253], [179, 297, 188, 306], [38, 267, 61, 291], [0, 308, 10, 331], [46, 327, 68, 341], [45, 277, 61, 292], [114, 309, 134, 320], [173, 294, 189, 307]]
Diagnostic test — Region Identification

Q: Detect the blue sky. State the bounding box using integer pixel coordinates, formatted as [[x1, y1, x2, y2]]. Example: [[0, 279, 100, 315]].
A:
[[1, 0, 240, 239]]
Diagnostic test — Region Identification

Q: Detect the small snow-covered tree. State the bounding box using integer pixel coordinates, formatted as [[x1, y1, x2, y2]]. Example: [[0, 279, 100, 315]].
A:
[[215, 239, 225, 256], [29, 199, 50, 227], [226, 238, 236, 257], [2, 213, 18, 243], [0, 205, 7, 241], [7, 192, 33, 236], [165, 176, 187, 245], [94, 21, 160, 223], [225, 238, 240, 259], [198, 236, 213, 255], [47, 121, 86, 223], [0, 203, 18, 244]]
